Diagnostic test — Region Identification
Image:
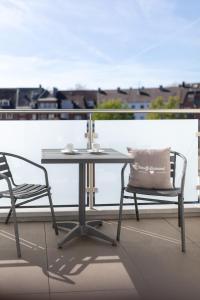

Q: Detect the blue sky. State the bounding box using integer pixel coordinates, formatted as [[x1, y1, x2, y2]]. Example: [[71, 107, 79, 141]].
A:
[[0, 0, 200, 89]]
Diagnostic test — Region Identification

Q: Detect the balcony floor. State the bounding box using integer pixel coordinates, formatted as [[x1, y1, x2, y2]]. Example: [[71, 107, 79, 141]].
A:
[[0, 217, 200, 300]]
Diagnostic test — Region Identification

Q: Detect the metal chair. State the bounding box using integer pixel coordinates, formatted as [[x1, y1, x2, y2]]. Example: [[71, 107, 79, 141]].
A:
[[0, 152, 58, 258], [116, 151, 187, 252]]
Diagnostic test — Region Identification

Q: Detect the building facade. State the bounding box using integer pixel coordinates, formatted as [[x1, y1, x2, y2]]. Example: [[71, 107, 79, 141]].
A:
[[0, 83, 199, 120]]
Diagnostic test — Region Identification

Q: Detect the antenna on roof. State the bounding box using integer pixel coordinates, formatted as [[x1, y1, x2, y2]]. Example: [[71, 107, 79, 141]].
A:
[[117, 87, 128, 94], [159, 85, 171, 92], [179, 81, 190, 88], [137, 86, 150, 96], [98, 88, 107, 95]]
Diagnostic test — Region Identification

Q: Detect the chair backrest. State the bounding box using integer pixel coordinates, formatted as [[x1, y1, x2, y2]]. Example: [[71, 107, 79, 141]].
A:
[[0, 153, 13, 182], [170, 151, 176, 186], [170, 151, 187, 191], [125, 150, 186, 190]]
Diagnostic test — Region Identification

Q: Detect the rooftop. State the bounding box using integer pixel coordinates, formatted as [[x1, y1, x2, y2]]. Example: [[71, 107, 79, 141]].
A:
[[97, 86, 188, 104]]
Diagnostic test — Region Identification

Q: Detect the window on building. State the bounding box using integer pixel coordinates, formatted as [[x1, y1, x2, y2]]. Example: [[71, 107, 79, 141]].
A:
[[6, 114, 13, 120], [60, 113, 69, 119], [39, 103, 45, 109], [140, 105, 144, 109], [48, 114, 55, 120], [194, 92, 200, 107], [0, 99, 10, 107], [39, 114, 47, 120], [85, 99, 95, 108], [50, 103, 57, 108], [74, 115, 82, 120], [39, 102, 57, 109], [61, 100, 73, 109]]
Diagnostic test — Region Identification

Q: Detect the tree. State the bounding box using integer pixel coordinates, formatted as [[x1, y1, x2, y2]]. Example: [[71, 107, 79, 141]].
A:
[[146, 96, 185, 119], [92, 99, 133, 120]]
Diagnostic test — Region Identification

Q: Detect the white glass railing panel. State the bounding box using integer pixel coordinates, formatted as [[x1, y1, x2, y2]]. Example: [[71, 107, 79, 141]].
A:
[[95, 120, 198, 205], [0, 121, 87, 206]]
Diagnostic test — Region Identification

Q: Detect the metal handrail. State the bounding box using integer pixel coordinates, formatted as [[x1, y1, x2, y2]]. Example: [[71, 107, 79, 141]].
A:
[[0, 108, 199, 114], [0, 107, 199, 210]]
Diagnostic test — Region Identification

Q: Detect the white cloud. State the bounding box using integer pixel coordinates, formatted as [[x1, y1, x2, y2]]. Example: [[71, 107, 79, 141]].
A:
[[0, 53, 199, 89], [0, 0, 199, 89], [0, 0, 33, 29]]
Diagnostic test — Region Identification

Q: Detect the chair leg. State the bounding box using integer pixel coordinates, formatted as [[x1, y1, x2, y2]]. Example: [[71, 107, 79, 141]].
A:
[[5, 198, 17, 224], [11, 197, 21, 258], [178, 195, 181, 227], [5, 207, 13, 224], [116, 189, 124, 241], [179, 195, 186, 252], [47, 190, 58, 235], [133, 193, 140, 221]]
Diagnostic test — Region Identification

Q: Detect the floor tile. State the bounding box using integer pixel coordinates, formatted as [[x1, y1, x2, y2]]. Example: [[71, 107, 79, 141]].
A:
[[0, 248, 49, 295], [110, 218, 186, 248], [50, 289, 139, 300], [0, 293, 50, 300], [122, 232, 200, 300], [0, 222, 46, 250], [166, 217, 200, 245], [46, 240, 143, 296], [0, 218, 200, 300]]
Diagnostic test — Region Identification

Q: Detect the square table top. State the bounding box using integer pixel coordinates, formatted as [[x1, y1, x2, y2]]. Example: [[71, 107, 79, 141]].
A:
[[41, 148, 133, 164]]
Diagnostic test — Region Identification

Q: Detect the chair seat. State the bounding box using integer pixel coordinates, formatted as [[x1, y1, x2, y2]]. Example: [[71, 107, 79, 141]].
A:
[[125, 185, 181, 197], [0, 184, 48, 199]]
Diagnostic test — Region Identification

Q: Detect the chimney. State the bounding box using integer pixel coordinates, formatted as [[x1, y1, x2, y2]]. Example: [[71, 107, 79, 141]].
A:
[[16, 88, 20, 108], [53, 87, 58, 97]]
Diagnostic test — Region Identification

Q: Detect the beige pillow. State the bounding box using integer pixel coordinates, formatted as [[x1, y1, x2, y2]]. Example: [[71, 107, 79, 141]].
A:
[[127, 148, 173, 189]]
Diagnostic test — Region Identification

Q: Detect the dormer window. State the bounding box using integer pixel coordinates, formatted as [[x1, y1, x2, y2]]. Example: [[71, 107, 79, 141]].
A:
[[0, 99, 10, 107]]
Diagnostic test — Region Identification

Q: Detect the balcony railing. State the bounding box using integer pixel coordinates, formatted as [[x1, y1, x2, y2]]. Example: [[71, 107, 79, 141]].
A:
[[0, 109, 199, 216]]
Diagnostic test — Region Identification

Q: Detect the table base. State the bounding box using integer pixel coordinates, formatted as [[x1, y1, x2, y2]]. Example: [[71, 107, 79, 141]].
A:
[[57, 221, 117, 248]]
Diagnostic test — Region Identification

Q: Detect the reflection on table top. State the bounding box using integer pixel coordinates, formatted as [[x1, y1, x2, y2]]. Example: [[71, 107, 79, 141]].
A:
[[41, 148, 133, 164]]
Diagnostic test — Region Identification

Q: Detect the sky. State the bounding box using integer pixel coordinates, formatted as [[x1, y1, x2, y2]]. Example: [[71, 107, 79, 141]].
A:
[[0, 0, 200, 90]]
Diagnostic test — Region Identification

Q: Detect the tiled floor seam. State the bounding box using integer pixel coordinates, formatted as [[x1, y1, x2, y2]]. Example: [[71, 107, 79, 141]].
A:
[[44, 222, 51, 298], [117, 242, 154, 299], [164, 217, 200, 249], [105, 218, 168, 295], [50, 287, 137, 294], [49, 288, 138, 299]]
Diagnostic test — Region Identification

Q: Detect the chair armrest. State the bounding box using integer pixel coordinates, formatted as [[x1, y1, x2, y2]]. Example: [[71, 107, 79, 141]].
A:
[[180, 155, 187, 194], [1, 152, 49, 187], [121, 163, 128, 190], [174, 151, 187, 194], [0, 173, 14, 195]]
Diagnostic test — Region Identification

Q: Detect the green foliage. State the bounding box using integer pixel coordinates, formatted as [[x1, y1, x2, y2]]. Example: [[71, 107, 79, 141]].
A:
[[92, 99, 133, 120], [147, 96, 185, 119]]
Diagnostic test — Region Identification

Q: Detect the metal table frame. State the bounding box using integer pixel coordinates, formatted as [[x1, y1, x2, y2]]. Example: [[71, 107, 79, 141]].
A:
[[41, 148, 133, 248]]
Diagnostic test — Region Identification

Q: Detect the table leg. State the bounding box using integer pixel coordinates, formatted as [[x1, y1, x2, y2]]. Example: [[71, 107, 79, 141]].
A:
[[57, 162, 116, 248], [86, 225, 116, 246], [58, 225, 81, 248], [87, 220, 102, 227], [79, 162, 86, 226], [57, 222, 78, 232]]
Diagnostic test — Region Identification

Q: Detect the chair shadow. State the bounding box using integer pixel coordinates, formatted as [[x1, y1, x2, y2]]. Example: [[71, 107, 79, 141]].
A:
[[0, 219, 184, 300], [0, 222, 146, 299]]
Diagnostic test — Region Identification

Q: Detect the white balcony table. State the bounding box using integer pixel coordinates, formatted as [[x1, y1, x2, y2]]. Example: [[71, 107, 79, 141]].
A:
[[41, 148, 133, 248]]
